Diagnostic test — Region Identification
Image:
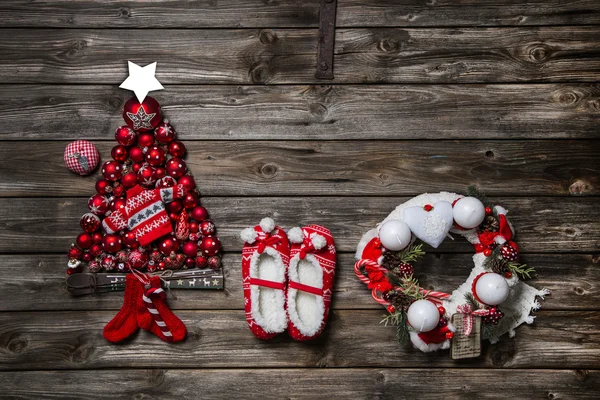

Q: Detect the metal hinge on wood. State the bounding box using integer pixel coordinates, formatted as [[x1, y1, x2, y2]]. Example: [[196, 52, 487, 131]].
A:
[[315, 0, 337, 80]]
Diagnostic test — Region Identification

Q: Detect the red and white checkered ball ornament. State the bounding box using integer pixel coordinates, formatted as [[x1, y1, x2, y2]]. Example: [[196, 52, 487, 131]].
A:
[[64, 140, 100, 176]]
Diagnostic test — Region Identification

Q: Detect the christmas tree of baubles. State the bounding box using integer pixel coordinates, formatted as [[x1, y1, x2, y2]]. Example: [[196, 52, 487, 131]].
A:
[[67, 95, 222, 275]]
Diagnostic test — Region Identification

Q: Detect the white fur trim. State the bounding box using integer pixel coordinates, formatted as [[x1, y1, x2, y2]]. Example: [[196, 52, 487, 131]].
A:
[[409, 331, 451, 352], [310, 233, 326, 250], [287, 253, 325, 337], [259, 217, 275, 233], [240, 227, 258, 244], [355, 228, 377, 259], [288, 227, 305, 244]]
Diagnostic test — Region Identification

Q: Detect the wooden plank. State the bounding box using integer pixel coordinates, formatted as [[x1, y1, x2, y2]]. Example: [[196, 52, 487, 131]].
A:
[[0, 369, 598, 399], [1, 0, 599, 28], [2, 140, 599, 197], [0, 197, 596, 253], [0, 310, 597, 369], [1, 27, 599, 84], [2, 84, 599, 141], [0, 253, 595, 312]]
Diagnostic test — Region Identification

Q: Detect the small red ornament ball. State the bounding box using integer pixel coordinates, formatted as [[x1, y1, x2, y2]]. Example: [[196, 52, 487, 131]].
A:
[[156, 176, 177, 188], [185, 257, 196, 269], [485, 207, 493, 216], [146, 146, 166, 167], [89, 244, 103, 257], [111, 145, 129, 162], [208, 256, 221, 270], [166, 157, 187, 178], [68, 245, 83, 260], [92, 232, 103, 244], [137, 133, 155, 148], [137, 164, 157, 187], [178, 175, 195, 192], [189, 221, 199, 233], [80, 212, 101, 233], [154, 121, 176, 144], [199, 236, 221, 256], [122, 231, 139, 248], [102, 160, 123, 181], [88, 194, 110, 215], [183, 192, 199, 209], [103, 234, 123, 253], [160, 236, 179, 255], [132, 163, 142, 173], [182, 241, 199, 258], [128, 250, 149, 270], [423, 204, 434, 212], [387, 305, 395, 313], [168, 141, 186, 157], [123, 96, 161, 132], [169, 212, 179, 221], [113, 184, 125, 197], [111, 197, 127, 212], [200, 220, 215, 235], [155, 167, 166, 179], [88, 260, 102, 273], [129, 146, 145, 163], [76, 232, 93, 249], [483, 249, 493, 257], [115, 126, 136, 146], [101, 254, 116, 271], [120, 172, 138, 188], [195, 255, 208, 269], [191, 206, 209, 221], [95, 179, 113, 195], [167, 199, 183, 214]]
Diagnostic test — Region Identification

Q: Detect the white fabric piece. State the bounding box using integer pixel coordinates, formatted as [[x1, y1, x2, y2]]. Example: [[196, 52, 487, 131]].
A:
[[287, 253, 325, 337]]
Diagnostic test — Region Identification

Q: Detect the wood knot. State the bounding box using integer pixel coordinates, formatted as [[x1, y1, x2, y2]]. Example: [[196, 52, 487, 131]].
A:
[[308, 103, 328, 119], [58, 40, 88, 60], [118, 7, 131, 18], [375, 371, 386, 384], [108, 96, 122, 109], [377, 37, 400, 53], [527, 43, 552, 63], [569, 179, 593, 195], [259, 29, 278, 45], [71, 336, 95, 363], [575, 370, 590, 380], [7, 336, 28, 353], [260, 163, 279, 178], [574, 287, 585, 296], [490, 342, 515, 366], [249, 63, 271, 84], [588, 99, 600, 112], [148, 369, 166, 386]]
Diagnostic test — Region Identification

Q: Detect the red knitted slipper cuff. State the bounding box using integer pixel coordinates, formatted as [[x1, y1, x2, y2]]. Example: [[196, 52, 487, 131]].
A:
[[103, 274, 141, 343]]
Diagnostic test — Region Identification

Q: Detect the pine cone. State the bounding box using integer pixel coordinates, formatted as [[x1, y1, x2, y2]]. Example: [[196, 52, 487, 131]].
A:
[[480, 215, 499, 232], [381, 251, 402, 270], [390, 292, 413, 312], [490, 257, 508, 275]]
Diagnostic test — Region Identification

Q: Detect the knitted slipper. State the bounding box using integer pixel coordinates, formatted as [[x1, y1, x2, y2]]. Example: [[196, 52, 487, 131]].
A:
[[240, 217, 290, 339], [286, 225, 336, 341]]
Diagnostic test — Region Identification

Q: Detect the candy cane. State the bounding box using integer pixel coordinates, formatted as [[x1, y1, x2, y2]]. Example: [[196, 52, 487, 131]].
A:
[[143, 287, 173, 340]]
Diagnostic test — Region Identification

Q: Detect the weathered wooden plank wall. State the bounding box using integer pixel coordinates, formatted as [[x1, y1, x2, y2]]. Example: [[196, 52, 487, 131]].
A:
[[0, 0, 598, 398]]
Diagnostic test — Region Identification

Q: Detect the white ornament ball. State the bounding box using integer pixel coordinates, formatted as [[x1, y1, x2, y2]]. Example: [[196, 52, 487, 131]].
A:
[[406, 299, 440, 333], [378, 219, 412, 251], [453, 197, 486, 229], [475, 273, 510, 306]]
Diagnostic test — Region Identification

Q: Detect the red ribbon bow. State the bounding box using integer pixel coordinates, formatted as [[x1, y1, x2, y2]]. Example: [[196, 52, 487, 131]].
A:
[[256, 234, 281, 254], [456, 304, 490, 336], [474, 214, 515, 253], [299, 237, 315, 260]]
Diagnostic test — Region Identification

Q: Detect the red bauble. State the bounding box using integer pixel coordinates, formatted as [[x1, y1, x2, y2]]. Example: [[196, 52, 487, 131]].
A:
[[168, 141, 186, 157], [129, 146, 145, 163], [68, 245, 83, 260], [122, 231, 139, 248], [82, 252, 93, 262], [156, 176, 177, 188], [80, 213, 101, 233], [113, 184, 125, 197], [76, 232, 93, 249], [189, 221, 199, 233], [89, 244, 103, 257], [183, 192, 199, 209], [155, 167, 166, 179], [95, 179, 113, 195], [166, 157, 187, 178], [88, 260, 102, 273], [88, 194, 110, 215], [137, 164, 157, 187], [195, 255, 208, 269], [137, 133, 155, 148], [189, 232, 201, 241], [123, 96, 162, 132], [132, 163, 142, 173], [128, 250, 149, 270], [169, 212, 179, 221], [199, 236, 221, 256], [208, 256, 221, 270], [200, 220, 215, 236], [159, 236, 179, 255], [185, 257, 196, 269], [178, 175, 195, 192], [115, 126, 137, 146], [101, 254, 116, 271], [103, 234, 123, 253], [116, 250, 128, 263], [92, 232, 103, 244], [158, 261, 166, 271], [120, 172, 138, 188], [182, 241, 198, 258], [111, 145, 129, 162], [111, 197, 127, 212], [146, 146, 166, 167], [167, 199, 183, 214], [154, 121, 176, 144], [102, 160, 123, 181], [190, 206, 209, 221]]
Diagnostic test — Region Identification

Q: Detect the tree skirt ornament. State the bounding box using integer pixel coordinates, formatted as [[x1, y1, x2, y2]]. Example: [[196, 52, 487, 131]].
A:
[[354, 188, 549, 357], [64, 140, 100, 176]]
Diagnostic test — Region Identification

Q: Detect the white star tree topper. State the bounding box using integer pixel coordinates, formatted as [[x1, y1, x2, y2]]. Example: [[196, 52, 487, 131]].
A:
[[119, 61, 164, 103]]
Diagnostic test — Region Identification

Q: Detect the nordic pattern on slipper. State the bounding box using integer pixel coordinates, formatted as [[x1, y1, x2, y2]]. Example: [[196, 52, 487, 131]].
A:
[[240, 217, 290, 339], [287, 225, 336, 341], [103, 274, 142, 343]]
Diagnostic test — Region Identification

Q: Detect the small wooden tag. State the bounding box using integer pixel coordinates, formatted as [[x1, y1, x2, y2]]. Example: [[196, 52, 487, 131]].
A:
[[450, 313, 482, 359]]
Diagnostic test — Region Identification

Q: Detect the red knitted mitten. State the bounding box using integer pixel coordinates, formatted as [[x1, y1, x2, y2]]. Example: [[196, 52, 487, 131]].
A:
[[136, 276, 187, 342], [103, 274, 142, 343]]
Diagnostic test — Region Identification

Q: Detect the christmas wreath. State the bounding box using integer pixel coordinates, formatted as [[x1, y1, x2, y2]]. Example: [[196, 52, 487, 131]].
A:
[[355, 188, 549, 357]]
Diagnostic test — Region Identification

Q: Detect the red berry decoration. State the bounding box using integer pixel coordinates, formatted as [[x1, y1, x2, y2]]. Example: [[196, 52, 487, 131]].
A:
[[183, 192, 199, 209], [500, 243, 519, 263], [146, 146, 166, 167], [137, 164, 157, 187], [76, 232, 93, 249], [80, 213, 101, 233], [166, 157, 187, 178], [102, 160, 123, 181], [95, 179, 113, 195], [182, 241, 199, 258], [68, 245, 83, 260], [483, 307, 504, 325], [122, 231, 139, 248], [103, 234, 123, 253], [195, 255, 208, 269], [129, 146, 145, 163], [120, 172, 138, 188], [483, 249, 492, 257], [88, 194, 110, 215], [160, 236, 179, 255], [111, 145, 129, 162], [154, 121, 176, 144], [191, 206, 209, 221], [123, 96, 161, 132], [485, 207, 493, 216], [178, 175, 195, 192], [156, 176, 177, 188], [115, 126, 136, 146], [423, 204, 434, 212], [168, 141, 186, 157], [208, 256, 221, 270], [137, 133, 155, 148], [128, 250, 149, 270], [199, 236, 221, 256], [398, 262, 413, 277], [200, 220, 215, 236]]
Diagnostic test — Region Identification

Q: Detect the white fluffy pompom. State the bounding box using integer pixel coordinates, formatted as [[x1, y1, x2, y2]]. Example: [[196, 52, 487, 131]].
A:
[[310, 233, 327, 250], [287, 227, 304, 244], [240, 227, 258, 244], [259, 217, 275, 233]]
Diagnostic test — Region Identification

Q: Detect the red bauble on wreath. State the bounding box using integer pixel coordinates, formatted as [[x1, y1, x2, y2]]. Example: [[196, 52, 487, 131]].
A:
[[123, 96, 162, 132]]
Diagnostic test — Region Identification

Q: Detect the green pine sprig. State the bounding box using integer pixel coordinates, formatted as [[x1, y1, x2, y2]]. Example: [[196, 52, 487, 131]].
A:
[[381, 310, 410, 345], [464, 292, 480, 310], [398, 244, 425, 264], [466, 185, 491, 207], [507, 262, 535, 279], [386, 273, 426, 301]]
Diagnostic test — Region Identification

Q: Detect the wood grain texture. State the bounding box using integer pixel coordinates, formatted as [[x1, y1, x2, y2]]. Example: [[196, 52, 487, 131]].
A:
[[0, 197, 597, 253], [2, 84, 599, 140], [1, 0, 599, 28], [2, 140, 599, 197], [0, 253, 595, 312], [1, 27, 599, 84], [0, 310, 597, 370], [0, 369, 597, 399]]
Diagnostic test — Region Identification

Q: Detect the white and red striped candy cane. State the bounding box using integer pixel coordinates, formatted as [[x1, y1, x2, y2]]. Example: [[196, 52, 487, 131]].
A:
[[142, 287, 173, 340]]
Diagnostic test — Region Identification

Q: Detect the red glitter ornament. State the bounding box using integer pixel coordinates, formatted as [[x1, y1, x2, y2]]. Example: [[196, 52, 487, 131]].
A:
[[129, 146, 145, 163], [102, 160, 123, 181], [115, 126, 136, 146], [101, 254, 117, 271], [195, 255, 208, 269], [88, 194, 110, 215], [80, 213, 101, 233], [146, 146, 166, 166], [191, 206, 209, 221], [183, 192, 199, 209], [200, 220, 215, 236], [166, 157, 186, 178], [137, 164, 157, 187], [76, 232, 93, 249], [168, 141, 186, 157], [178, 175, 195, 192], [88, 260, 102, 273], [103, 234, 123, 253], [123, 96, 162, 132], [182, 241, 198, 258], [122, 231, 139, 248], [111, 145, 129, 162], [95, 179, 113, 195], [154, 121, 176, 144], [120, 172, 138, 188], [199, 236, 221, 256], [208, 256, 221, 270], [159, 236, 179, 255], [128, 250, 149, 270], [137, 133, 155, 148]]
